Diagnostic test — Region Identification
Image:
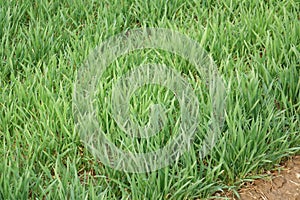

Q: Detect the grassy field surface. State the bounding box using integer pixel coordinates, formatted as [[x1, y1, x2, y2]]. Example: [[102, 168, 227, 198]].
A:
[[0, 0, 299, 199]]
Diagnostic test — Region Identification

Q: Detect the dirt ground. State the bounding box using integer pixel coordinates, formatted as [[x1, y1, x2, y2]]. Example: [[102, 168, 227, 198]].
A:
[[216, 155, 300, 200], [238, 155, 300, 200]]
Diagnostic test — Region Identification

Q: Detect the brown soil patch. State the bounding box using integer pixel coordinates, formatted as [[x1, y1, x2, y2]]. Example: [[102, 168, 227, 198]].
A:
[[214, 156, 300, 200], [238, 155, 300, 200]]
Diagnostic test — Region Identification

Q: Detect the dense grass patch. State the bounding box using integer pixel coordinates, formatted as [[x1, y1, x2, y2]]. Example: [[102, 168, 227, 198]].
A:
[[0, 0, 299, 199]]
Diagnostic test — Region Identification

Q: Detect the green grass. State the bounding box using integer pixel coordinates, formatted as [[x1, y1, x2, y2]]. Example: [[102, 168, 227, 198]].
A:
[[1, 0, 299, 199]]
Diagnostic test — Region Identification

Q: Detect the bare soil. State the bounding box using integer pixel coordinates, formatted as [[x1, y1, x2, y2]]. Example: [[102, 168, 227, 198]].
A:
[[216, 155, 300, 200], [238, 155, 300, 200]]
